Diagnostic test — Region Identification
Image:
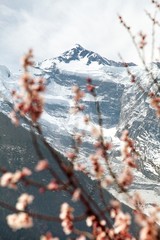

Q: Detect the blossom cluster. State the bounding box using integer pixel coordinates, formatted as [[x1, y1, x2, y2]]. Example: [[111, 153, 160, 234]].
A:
[[6, 193, 34, 230], [138, 32, 147, 49], [16, 193, 34, 211], [0, 168, 31, 189], [118, 130, 137, 188], [10, 49, 45, 124], [7, 212, 33, 231], [70, 85, 85, 114], [59, 203, 74, 235], [86, 215, 107, 239], [108, 200, 134, 239], [135, 207, 159, 240]]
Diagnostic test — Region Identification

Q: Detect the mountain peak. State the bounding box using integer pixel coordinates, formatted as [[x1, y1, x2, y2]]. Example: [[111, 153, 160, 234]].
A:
[[55, 44, 136, 67], [74, 43, 84, 49], [55, 44, 109, 65], [39, 44, 136, 70]]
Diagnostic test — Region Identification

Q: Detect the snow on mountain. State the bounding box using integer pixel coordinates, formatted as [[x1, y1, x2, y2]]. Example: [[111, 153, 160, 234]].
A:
[[0, 65, 14, 105], [0, 45, 159, 218], [37, 46, 160, 215], [0, 65, 11, 78], [39, 44, 136, 74], [37, 47, 160, 220], [116, 68, 160, 178], [55, 43, 136, 66]]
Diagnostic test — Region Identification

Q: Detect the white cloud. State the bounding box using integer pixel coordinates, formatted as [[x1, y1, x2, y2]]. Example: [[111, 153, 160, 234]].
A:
[[0, 0, 159, 71]]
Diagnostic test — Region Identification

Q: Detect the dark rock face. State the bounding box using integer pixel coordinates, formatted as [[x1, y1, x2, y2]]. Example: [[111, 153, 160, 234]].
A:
[[0, 113, 143, 239], [0, 112, 92, 239]]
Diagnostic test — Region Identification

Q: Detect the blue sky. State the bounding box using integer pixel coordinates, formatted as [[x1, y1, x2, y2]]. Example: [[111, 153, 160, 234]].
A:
[[0, 0, 157, 71]]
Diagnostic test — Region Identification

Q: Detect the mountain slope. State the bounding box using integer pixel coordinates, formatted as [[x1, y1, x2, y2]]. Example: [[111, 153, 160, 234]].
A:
[[0, 112, 144, 239], [0, 45, 159, 222], [117, 71, 160, 180]]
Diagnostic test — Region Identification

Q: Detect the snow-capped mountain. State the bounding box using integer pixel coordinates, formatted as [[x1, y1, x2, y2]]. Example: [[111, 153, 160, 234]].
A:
[[54, 44, 136, 67], [0, 45, 159, 220], [39, 44, 136, 73]]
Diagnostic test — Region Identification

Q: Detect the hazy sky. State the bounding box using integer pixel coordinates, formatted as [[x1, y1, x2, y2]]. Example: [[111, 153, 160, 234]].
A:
[[0, 0, 158, 71]]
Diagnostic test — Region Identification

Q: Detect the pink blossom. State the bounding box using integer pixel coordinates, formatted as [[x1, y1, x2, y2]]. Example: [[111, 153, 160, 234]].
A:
[[72, 85, 85, 101], [139, 224, 158, 240], [73, 163, 86, 172], [101, 176, 114, 188], [40, 232, 59, 240], [0, 168, 32, 189], [66, 152, 76, 160], [9, 111, 19, 126], [86, 215, 96, 227], [72, 188, 81, 202], [47, 180, 59, 190], [138, 31, 147, 49], [91, 127, 101, 138], [89, 154, 104, 178], [87, 84, 95, 93], [118, 167, 134, 187], [150, 97, 160, 117], [12, 50, 45, 123], [83, 115, 90, 124], [7, 212, 33, 230], [114, 211, 131, 234], [135, 208, 159, 240], [0, 172, 16, 189], [60, 203, 74, 235], [16, 193, 34, 211], [21, 167, 32, 176], [12, 170, 23, 183], [35, 160, 49, 171], [121, 130, 137, 168]]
